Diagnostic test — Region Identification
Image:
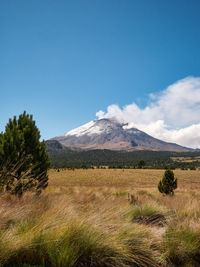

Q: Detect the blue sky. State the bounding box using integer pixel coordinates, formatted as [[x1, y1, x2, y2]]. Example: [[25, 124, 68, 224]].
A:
[[1, 0, 200, 144]]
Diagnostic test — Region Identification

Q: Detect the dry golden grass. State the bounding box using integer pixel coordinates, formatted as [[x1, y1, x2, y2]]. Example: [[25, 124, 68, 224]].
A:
[[1, 168, 200, 266], [171, 156, 200, 162], [48, 168, 200, 189], [0, 190, 161, 266]]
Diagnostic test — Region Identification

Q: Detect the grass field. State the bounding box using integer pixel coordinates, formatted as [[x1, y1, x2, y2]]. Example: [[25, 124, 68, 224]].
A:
[[171, 156, 200, 163], [48, 168, 200, 189], [1, 169, 200, 266]]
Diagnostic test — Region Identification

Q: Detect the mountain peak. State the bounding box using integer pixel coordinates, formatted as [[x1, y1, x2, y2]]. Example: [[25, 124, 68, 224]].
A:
[[51, 118, 191, 151], [64, 118, 125, 137]]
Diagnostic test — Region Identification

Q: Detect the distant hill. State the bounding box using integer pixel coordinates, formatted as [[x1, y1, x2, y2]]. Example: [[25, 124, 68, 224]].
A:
[[46, 140, 72, 153], [51, 118, 192, 152]]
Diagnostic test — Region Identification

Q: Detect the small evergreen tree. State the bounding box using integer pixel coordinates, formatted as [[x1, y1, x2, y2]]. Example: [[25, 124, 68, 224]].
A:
[[0, 111, 50, 197], [137, 160, 145, 169], [158, 169, 177, 195]]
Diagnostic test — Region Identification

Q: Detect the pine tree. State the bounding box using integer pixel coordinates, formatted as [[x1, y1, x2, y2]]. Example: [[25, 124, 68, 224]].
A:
[[0, 111, 50, 197], [0, 133, 3, 161], [158, 169, 177, 195], [137, 160, 145, 169]]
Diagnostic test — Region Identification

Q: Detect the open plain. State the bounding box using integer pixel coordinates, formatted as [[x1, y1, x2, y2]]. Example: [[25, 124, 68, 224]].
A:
[[48, 168, 200, 189], [1, 169, 200, 266]]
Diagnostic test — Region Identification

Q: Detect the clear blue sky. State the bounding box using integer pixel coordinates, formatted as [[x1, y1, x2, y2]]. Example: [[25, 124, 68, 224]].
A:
[[1, 0, 200, 140]]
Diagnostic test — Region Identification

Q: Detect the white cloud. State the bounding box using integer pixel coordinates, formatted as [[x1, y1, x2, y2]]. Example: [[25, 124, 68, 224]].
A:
[[96, 77, 200, 148]]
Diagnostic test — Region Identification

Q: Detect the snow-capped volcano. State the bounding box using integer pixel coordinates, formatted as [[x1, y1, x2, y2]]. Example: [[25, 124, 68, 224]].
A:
[[51, 118, 191, 151], [64, 120, 109, 137]]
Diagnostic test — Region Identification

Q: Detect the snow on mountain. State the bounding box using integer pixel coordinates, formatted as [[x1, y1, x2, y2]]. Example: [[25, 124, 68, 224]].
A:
[[51, 118, 192, 151], [64, 121, 105, 137]]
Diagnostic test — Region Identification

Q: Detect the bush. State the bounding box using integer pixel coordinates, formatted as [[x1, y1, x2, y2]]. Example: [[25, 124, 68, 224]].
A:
[[158, 169, 177, 195], [137, 160, 145, 169], [0, 112, 50, 197]]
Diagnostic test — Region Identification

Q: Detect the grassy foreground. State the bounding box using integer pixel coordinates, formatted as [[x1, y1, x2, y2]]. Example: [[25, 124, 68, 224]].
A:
[[0, 169, 200, 266]]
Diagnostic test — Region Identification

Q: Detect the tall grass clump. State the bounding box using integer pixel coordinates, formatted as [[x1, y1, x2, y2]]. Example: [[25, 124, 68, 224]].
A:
[[163, 223, 200, 266], [0, 221, 128, 267], [126, 204, 165, 219], [0, 192, 160, 267]]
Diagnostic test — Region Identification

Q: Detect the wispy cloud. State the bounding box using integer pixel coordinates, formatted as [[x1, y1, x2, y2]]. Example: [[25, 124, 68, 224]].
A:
[[96, 77, 200, 148]]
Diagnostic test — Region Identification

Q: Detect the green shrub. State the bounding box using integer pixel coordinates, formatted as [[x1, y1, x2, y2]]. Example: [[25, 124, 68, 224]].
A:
[[158, 169, 177, 195]]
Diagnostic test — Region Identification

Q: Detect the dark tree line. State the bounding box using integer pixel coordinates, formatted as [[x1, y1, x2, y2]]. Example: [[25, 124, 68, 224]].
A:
[[46, 142, 200, 170]]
